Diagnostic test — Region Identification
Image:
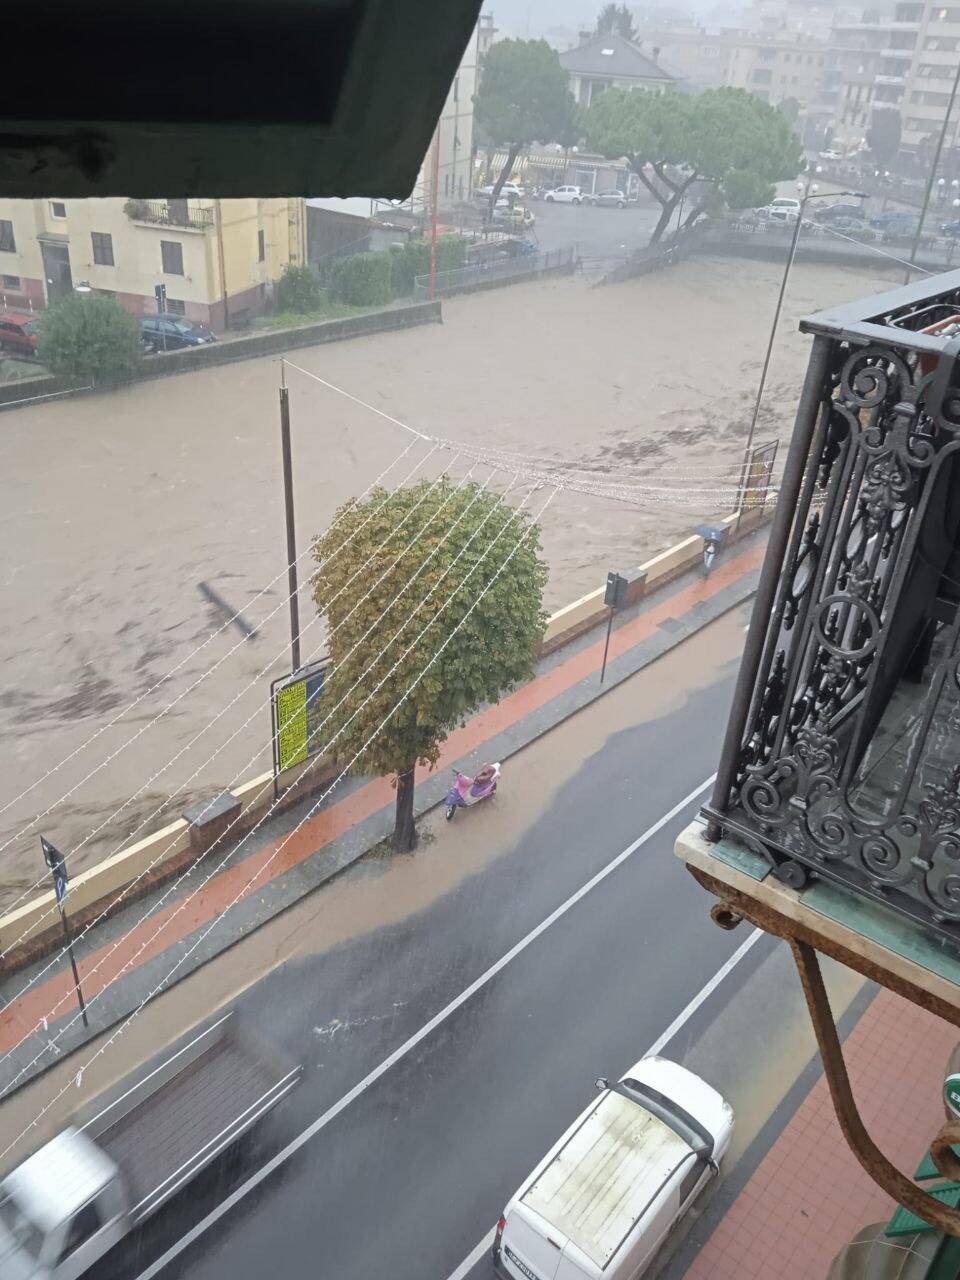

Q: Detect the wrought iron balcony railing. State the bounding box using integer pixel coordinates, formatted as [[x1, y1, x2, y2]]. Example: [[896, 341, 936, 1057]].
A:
[[123, 199, 214, 230], [706, 268, 960, 944]]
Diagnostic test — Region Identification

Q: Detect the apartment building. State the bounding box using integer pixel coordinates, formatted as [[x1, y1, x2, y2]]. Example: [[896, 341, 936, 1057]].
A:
[[642, 25, 826, 105], [0, 198, 305, 328], [899, 1, 960, 150]]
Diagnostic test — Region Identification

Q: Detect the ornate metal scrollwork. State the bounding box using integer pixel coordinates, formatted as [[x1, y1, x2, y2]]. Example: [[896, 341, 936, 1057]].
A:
[[718, 313, 960, 943]]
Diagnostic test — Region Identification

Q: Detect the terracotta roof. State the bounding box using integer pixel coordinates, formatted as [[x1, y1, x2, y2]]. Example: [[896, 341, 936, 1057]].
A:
[[559, 33, 677, 82]]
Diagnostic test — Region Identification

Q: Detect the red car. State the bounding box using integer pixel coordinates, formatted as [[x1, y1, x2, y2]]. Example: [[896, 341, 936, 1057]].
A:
[[0, 311, 40, 358]]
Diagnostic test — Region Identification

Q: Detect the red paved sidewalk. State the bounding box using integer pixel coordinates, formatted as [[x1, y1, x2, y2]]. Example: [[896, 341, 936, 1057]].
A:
[[682, 989, 958, 1280], [0, 540, 763, 1058]]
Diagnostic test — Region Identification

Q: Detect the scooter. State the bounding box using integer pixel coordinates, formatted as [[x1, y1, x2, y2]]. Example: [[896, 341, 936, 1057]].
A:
[[445, 762, 500, 820]]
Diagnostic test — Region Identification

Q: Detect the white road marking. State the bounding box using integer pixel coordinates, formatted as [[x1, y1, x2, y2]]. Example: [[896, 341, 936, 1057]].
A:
[[447, 1228, 498, 1280], [134, 776, 718, 1280], [444, 926, 764, 1280]]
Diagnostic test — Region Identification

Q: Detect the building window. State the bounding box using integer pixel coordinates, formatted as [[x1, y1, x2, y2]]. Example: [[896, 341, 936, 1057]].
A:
[[50, 201, 66, 219], [91, 232, 114, 266], [160, 240, 184, 275], [1, 274, 20, 287], [258, 228, 265, 262], [165, 298, 186, 315], [0, 220, 15, 252]]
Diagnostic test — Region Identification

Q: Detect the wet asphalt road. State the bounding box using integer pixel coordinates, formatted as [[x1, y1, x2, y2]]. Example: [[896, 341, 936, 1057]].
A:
[[97, 622, 757, 1280]]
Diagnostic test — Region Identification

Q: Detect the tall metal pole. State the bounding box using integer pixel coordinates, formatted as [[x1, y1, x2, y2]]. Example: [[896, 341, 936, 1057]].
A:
[[59, 904, 88, 1029], [737, 187, 864, 515], [279, 377, 301, 673], [736, 200, 806, 517], [905, 56, 960, 284], [429, 125, 441, 301]]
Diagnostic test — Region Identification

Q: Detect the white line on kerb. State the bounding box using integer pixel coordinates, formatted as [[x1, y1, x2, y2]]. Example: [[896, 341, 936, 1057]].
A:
[[135, 775, 725, 1280]]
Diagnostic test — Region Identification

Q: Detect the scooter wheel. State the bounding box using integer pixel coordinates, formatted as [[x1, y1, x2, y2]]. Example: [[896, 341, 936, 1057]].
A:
[[445, 806, 456, 821]]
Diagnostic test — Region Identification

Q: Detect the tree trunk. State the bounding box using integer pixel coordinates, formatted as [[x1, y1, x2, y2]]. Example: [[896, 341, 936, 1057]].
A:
[[393, 766, 418, 852], [648, 198, 679, 245], [488, 142, 521, 217]]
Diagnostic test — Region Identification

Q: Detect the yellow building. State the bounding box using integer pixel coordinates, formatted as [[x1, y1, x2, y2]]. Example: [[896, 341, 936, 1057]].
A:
[[0, 197, 306, 329]]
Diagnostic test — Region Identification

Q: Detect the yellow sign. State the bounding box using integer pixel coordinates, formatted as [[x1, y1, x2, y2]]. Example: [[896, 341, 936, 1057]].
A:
[[276, 679, 308, 772]]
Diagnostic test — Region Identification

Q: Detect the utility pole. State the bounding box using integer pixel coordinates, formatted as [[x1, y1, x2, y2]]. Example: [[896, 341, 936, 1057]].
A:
[[429, 125, 441, 301], [737, 187, 865, 515], [905, 56, 960, 284], [214, 198, 230, 331], [278, 362, 301, 672]]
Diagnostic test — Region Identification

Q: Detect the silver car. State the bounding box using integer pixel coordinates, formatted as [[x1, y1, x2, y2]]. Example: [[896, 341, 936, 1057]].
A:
[[587, 189, 629, 208]]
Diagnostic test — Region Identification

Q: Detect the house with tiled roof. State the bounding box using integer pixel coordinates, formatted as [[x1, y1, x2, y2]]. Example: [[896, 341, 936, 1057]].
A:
[[559, 31, 680, 109]]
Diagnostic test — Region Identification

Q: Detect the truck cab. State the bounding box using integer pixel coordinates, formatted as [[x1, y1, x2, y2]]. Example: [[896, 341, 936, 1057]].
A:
[[0, 1129, 125, 1280]]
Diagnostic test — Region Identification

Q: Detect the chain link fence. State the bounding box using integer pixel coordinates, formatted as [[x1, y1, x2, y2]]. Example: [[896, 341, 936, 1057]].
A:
[[413, 246, 576, 299]]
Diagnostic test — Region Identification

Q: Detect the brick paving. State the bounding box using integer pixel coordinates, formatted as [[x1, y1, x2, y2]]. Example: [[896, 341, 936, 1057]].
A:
[[682, 989, 959, 1280]]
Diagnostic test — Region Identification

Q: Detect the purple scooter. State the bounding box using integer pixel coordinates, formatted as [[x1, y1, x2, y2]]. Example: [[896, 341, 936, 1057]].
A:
[[444, 762, 501, 820]]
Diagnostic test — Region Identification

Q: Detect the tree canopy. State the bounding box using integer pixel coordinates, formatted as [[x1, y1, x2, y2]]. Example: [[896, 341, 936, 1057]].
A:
[[37, 292, 143, 383], [311, 477, 548, 850], [596, 3, 638, 40], [475, 38, 579, 209], [585, 86, 803, 243]]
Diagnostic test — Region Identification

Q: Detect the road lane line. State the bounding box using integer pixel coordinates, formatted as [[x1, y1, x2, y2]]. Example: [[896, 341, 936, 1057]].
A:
[[448, 1228, 498, 1280], [645, 926, 763, 1058], [133, 775, 717, 1280], [444, 930, 765, 1280]]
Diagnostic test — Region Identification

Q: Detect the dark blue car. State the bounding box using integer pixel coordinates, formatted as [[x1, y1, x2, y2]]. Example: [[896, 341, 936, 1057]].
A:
[[140, 315, 218, 352]]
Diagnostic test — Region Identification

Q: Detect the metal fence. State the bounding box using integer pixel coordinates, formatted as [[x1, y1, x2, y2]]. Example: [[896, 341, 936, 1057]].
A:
[[412, 246, 575, 299], [705, 267, 960, 945]]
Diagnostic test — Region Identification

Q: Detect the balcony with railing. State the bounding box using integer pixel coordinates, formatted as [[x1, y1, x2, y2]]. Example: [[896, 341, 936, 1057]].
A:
[[676, 269, 960, 1237], [123, 199, 214, 232]]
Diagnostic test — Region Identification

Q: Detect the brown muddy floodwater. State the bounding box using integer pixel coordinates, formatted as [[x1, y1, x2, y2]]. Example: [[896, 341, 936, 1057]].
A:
[[0, 252, 900, 901]]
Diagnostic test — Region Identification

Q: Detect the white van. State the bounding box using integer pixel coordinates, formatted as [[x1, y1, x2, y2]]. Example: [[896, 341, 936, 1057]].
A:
[[493, 1057, 733, 1280]]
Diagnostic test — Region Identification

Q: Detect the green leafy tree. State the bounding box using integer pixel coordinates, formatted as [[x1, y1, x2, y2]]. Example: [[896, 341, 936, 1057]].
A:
[[867, 109, 901, 168], [585, 86, 803, 244], [276, 263, 324, 313], [37, 292, 142, 383], [596, 3, 638, 40], [475, 38, 580, 211], [312, 479, 548, 851]]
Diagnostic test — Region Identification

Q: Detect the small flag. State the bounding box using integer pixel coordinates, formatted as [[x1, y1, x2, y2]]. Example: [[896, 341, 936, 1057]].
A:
[[40, 835, 68, 907]]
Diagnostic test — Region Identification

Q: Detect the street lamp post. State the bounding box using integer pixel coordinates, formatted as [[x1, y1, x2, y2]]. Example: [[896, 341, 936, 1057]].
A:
[[736, 186, 867, 516]]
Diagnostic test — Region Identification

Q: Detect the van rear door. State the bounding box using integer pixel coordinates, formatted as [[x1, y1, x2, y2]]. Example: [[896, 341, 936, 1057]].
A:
[[501, 1209, 568, 1280]]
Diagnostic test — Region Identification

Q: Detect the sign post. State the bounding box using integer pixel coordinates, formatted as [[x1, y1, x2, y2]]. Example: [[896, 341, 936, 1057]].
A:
[[40, 835, 88, 1029], [601, 572, 628, 685]]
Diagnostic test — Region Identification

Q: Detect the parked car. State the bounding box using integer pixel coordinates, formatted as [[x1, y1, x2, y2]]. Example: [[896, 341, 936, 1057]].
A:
[[586, 188, 629, 208], [492, 202, 535, 227], [477, 182, 524, 202], [818, 149, 844, 161], [870, 210, 919, 239], [941, 219, 960, 237], [757, 196, 801, 222], [543, 185, 584, 204], [814, 201, 866, 223], [0, 311, 40, 359], [140, 315, 218, 352], [493, 1057, 734, 1280], [825, 215, 880, 239]]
